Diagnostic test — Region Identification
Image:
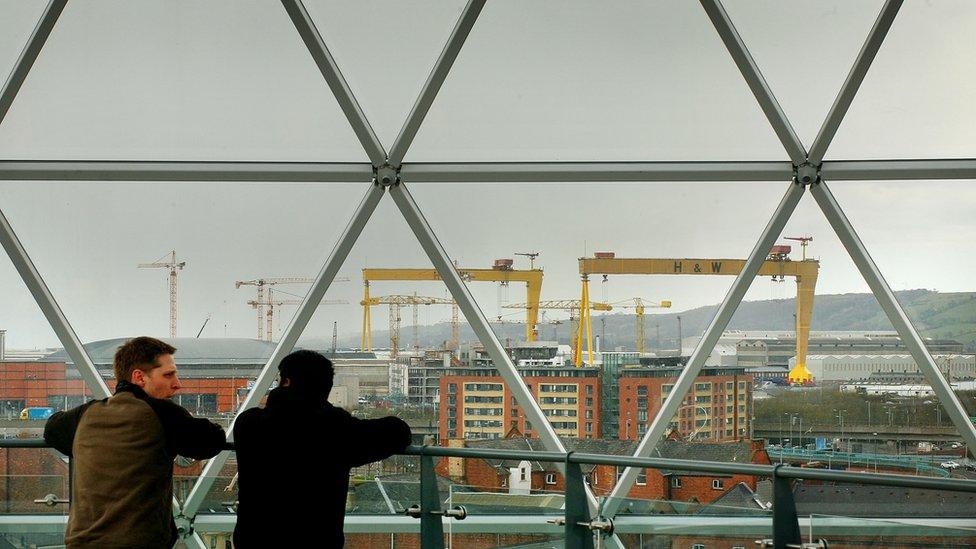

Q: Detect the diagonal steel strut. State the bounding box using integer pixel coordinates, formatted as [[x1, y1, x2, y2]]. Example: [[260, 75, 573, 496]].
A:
[[810, 180, 976, 455], [181, 182, 385, 518], [603, 180, 806, 517]]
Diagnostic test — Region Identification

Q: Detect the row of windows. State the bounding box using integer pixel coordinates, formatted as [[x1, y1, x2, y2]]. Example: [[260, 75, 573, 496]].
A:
[[463, 420, 503, 428], [464, 407, 503, 416], [540, 397, 577, 405], [464, 395, 503, 403], [543, 408, 577, 417], [464, 383, 503, 392], [540, 384, 578, 393]]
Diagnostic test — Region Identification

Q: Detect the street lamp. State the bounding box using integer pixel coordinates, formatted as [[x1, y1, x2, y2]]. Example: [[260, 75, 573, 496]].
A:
[[676, 316, 683, 359], [833, 409, 847, 452]]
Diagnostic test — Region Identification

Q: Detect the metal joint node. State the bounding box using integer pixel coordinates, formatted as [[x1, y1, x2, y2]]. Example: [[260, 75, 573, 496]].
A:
[[174, 514, 194, 539], [793, 163, 820, 186], [432, 505, 468, 520], [577, 516, 615, 535], [374, 165, 400, 187]]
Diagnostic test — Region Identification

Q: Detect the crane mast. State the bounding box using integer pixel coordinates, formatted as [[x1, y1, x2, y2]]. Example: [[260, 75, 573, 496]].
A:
[[360, 294, 454, 358], [610, 298, 672, 354], [237, 276, 348, 341], [138, 250, 186, 338]]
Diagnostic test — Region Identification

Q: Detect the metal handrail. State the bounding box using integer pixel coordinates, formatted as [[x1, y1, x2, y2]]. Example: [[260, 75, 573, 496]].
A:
[[11, 438, 976, 549], [10, 438, 975, 493]]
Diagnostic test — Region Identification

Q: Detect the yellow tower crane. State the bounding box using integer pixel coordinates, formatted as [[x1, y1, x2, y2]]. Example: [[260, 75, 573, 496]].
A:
[[138, 250, 185, 338], [360, 294, 454, 358], [503, 299, 612, 363], [609, 298, 672, 354], [362, 261, 544, 348], [578, 250, 819, 383]]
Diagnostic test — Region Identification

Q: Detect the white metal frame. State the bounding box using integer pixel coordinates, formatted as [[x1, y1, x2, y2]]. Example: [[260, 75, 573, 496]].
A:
[[1, 0, 974, 546]]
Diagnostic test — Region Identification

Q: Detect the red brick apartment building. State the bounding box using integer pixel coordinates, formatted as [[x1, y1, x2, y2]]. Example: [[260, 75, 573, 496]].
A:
[[617, 366, 752, 442], [437, 435, 771, 505], [438, 366, 600, 442]]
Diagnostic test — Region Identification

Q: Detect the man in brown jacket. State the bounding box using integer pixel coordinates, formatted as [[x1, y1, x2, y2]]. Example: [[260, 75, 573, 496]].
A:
[[44, 336, 226, 549]]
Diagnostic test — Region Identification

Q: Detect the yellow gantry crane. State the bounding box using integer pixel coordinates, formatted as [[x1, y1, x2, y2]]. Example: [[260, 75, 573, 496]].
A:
[[504, 299, 612, 362], [609, 298, 672, 355], [362, 261, 544, 347], [360, 294, 455, 358], [138, 250, 186, 338], [578, 249, 819, 383]]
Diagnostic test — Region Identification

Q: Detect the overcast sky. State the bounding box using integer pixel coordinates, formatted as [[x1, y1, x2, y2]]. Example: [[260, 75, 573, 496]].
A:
[[0, 0, 974, 349]]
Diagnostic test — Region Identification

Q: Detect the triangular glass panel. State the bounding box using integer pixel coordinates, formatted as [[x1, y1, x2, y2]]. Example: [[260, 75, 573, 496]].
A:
[[0, 1, 366, 161], [407, 0, 789, 162], [0, 1, 47, 81], [302, 0, 469, 150], [723, 0, 886, 152], [825, 1, 976, 159]]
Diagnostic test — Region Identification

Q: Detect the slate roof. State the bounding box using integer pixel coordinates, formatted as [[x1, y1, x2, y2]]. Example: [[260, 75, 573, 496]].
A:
[[697, 482, 769, 516], [463, 437, 639, 474], [348, 472, 457, 514], [793, 483, 976, 518], [464, 437, 762, 477]]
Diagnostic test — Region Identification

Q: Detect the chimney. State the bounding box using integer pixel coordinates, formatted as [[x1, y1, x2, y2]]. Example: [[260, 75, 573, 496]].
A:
[[447, 438, 467, 481]]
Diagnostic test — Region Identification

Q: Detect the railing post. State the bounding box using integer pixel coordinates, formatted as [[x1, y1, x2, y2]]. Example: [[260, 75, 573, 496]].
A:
[[772, 464, 802, 549], [564, 452, 594, 549], [419, 452, 445, 549]]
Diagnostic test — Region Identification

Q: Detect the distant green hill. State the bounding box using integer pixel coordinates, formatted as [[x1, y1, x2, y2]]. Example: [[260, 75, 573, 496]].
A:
[[337, 289, 976, 352]]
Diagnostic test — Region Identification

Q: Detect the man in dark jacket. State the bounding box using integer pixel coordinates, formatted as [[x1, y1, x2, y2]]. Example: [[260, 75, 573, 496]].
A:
[[233, 349, 412, 547], [44, 336, 226, 549]]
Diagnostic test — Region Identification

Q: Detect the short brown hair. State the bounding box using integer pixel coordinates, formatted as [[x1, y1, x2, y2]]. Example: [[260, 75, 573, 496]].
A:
[[114, 337, 177, 382]]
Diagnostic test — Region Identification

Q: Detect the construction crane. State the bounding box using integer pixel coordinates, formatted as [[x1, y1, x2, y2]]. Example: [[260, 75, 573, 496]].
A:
[[785, 236, 814, 260], [610, 298, 672, 354], [578, 250, 819, 383], [331, 321, 338, 355], [514, 252, 540, 270], [362, 262, 544, 345], [246, 288, 348, 342], [195, 314, 212, 338], [503, 299, 612, 362], [138, 250, 186, 338], [360, 294, 454, 358], [236, 277, 349, 341]]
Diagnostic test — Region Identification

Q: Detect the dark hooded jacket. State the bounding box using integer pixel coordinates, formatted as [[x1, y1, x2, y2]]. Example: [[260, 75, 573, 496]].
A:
[[43, 381, 226, 549], [232, 386, 412, 548]]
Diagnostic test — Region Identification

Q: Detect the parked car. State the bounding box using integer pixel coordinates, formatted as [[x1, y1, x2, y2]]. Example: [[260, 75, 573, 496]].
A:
[[940, 461, 960, 469]]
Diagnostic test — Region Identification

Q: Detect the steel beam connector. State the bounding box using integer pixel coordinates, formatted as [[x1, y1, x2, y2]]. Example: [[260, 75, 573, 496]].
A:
[[794, 162, 820, 186], [174, 514, 194, 540], [578, 516, 615, 536], [431, 505, 468, 520], [375, 164, 400, 187]]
